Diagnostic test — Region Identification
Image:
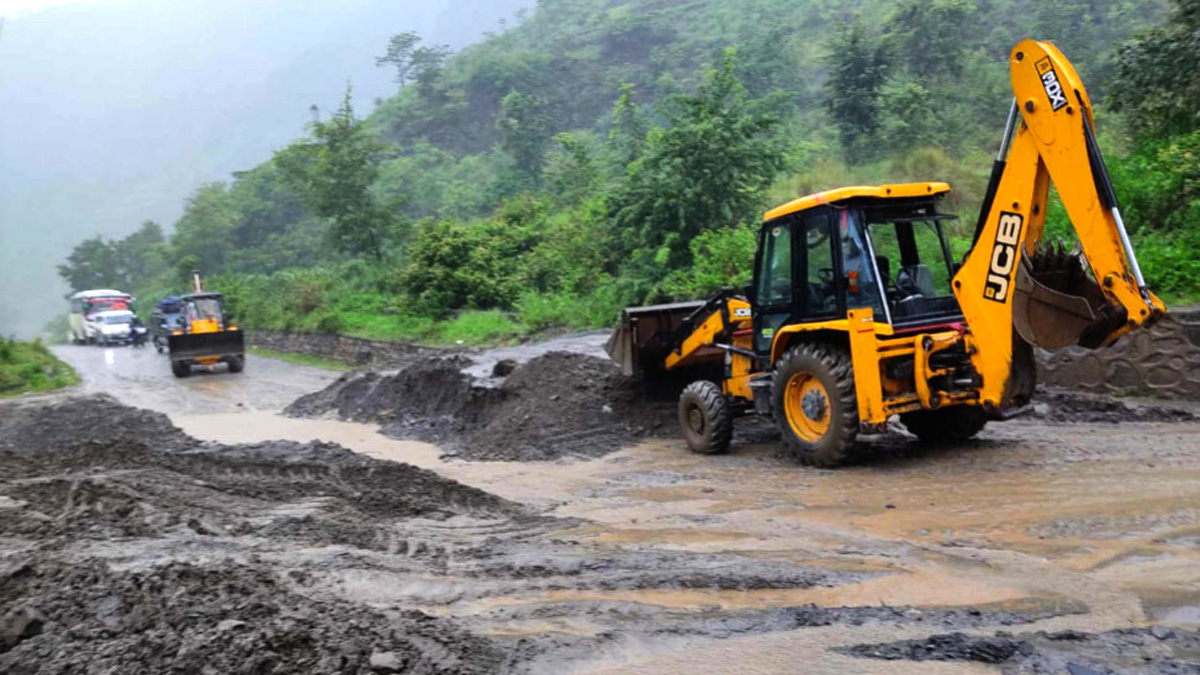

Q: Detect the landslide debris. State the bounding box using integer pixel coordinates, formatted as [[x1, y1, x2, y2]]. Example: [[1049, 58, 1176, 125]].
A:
[[0, 394, 191, 455], [0, 394, 533, 673], [1032, 387, 1196, 424], [286, 352, 677, 461], [0, 559, 504, 675], [0, 397, 524, 548], [842, 627, 1200, 673]]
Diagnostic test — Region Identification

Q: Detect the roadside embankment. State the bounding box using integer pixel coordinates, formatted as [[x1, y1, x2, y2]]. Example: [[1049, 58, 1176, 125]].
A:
[[250, 329, 442, 368], [0, 339, 77, 397], [1039, 307, 1200, 399]]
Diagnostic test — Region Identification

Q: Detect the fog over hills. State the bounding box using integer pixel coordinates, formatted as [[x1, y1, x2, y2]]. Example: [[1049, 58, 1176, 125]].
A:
[[0, 0, 530, 336]]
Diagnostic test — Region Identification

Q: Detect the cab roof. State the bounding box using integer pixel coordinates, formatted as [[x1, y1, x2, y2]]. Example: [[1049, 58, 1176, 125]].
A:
[[763, 182, 950, 222]]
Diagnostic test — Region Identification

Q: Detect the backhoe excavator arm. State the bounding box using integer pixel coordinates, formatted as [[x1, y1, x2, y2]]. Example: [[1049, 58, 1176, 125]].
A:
[[955, 39, 1166, 411]]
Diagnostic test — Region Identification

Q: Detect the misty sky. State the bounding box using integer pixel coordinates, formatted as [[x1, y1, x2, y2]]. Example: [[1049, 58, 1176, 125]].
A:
[[0, 0, 530, 336]]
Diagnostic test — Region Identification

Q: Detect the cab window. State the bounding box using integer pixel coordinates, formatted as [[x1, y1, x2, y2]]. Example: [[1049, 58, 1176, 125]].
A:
[[756, 223, 792, 306]]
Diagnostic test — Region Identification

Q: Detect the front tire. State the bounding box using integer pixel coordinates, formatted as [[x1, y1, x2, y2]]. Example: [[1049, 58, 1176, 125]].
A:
[[678, 380, 732, 455], [772, 343, 859, 467], [171, 360, 191, 378], [226, 355, 245, 373], [900, 406, 987, 443]]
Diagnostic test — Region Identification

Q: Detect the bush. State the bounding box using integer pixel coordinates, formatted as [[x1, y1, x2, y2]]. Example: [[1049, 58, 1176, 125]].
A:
[[435, 310, 522, 345], [0, 339, 78, 396], [517, 278, 630, 331]]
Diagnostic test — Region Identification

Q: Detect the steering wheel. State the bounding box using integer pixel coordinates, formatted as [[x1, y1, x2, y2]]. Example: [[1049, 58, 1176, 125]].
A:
[[807, 228, 828, 248], [817, 267, 834, 283]]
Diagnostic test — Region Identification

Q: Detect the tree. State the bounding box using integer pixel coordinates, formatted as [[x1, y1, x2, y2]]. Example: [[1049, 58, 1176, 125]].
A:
[[612, 48, 789, 273], [410, 43, 451, 96], [496, 89, 552, 180], [171, 183, 240, 274], [376, 31, 450, 92], [57, 221, 169, 292], [57, 237, 117, 291], [278, 86, 394, 260], [113, 221, 168, 286], [1110, 0, 1200, 137], [885, 0, 975, 79], [607, 83, 647, 169], [825, 18, 889, 164], [376, 32, 421, 85]]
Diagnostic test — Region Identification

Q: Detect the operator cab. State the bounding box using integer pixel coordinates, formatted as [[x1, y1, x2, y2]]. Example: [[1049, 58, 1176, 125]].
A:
[[752, 183, 963, 353]]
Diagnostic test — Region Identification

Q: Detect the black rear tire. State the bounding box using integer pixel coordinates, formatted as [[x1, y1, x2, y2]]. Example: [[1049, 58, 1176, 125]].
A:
[[772, 343, 859, 467], [171, 360, 191, 378], [900, 406, 988, 443], [678, 380, 733, 455], [227, 355, 245, 373]]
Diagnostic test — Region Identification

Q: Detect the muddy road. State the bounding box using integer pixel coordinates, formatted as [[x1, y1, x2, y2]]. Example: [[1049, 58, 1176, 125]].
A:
[[52, 344, 339, 415], [5, 342, 1200, 674]]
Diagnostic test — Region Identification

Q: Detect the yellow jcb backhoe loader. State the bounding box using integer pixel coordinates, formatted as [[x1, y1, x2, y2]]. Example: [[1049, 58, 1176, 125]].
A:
[[606, 39, 1166, 466], [168, 272, 246, 378]]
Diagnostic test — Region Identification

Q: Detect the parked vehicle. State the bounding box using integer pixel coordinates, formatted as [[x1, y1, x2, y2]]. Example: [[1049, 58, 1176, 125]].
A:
[[67, 290, 132, 344], [92, 310, 135, 346], [149, 296, 185, 354]]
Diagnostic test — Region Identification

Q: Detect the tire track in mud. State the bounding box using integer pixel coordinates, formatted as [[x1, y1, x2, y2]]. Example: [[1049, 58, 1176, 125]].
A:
[[2, 395, 1081, 674], [12, 345, 1200, 673]]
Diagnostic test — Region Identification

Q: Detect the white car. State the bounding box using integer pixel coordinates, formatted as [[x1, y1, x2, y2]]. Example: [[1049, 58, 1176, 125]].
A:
[[67, 289, 133, 344], [90, 310, 134, 346]]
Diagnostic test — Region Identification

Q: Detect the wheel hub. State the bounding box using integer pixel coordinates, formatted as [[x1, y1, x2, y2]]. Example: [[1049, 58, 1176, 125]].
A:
[[688, 407, 705, 433], [801, 390, 828, 421]]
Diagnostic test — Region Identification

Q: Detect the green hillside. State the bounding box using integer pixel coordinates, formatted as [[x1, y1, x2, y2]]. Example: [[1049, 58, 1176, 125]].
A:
[[55, 0, 1200, 343], [0, 339, 78, 397]]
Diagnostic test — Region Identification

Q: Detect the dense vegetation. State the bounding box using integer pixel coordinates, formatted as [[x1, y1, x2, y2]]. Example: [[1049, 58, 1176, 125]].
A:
[[0, 339, 78, 396], [54, 0, 1199, 344]]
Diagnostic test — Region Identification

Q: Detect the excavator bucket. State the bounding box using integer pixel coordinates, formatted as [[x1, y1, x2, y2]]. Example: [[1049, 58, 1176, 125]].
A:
[[1012, 244, 1123, 350], [168, 329, 245, 362], [606, 300, 706, 376]]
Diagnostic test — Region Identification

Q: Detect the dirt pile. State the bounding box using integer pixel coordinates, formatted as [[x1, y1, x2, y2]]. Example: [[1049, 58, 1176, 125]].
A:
[[0, 394, 543, 673], [0, 438, 524, 550], [0, 559, 504, 675], [287, 352, 676, 461], [0, 394, 191, 455], [1032, 387, 1196, 424], [843, 627, 1200, 673]]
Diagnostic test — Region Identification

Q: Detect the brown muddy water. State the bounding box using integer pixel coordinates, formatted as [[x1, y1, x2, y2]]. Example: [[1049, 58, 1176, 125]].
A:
[[9, 343, 1200, 674]]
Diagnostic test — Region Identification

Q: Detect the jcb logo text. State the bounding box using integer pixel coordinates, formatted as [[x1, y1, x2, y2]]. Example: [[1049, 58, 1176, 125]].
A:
[[984, 212, 1024, 303], [1035, 58, 1068, 111]]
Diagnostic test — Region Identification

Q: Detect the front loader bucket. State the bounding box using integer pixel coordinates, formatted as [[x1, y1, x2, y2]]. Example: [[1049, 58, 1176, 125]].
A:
[[1013, 247, 1124, 350], [168, 330, 245, 362], [605, 301, 706, 376]]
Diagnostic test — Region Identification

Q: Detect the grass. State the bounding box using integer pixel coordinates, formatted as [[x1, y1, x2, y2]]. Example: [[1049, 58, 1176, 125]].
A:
[[248, 347, 353, 371], [0, 338, 79, 397]]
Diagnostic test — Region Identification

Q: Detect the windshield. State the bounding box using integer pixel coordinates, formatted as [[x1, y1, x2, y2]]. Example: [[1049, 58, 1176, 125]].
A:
[[864, 217, 961, 324], [187, 298, 222, 321], [83, 297, 130, 314]]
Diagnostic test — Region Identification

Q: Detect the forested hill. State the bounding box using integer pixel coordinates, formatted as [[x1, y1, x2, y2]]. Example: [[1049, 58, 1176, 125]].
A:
[[54, 0, 1200, 345]]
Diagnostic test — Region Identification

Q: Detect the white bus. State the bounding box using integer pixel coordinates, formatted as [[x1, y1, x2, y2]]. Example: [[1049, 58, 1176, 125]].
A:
[[68, 290, 133, 344]]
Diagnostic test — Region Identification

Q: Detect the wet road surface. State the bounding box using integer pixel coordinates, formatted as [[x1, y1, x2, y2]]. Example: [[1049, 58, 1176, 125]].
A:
[[54, 343, 338, 414], [49, 340, 1200, 673]]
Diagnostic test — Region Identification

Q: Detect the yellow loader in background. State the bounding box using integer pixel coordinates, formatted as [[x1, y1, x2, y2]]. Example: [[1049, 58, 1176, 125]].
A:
[[168, 272, 246, 378], [607, 39, 1165, 466]]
